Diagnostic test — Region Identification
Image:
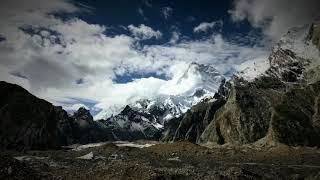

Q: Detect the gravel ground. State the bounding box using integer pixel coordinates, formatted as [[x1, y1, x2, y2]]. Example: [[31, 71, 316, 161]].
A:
[[2, 141, 320, 179]]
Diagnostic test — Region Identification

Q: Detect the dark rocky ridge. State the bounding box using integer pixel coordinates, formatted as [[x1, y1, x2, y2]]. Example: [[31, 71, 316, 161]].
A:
[[0, 82, 115, 151], [0, 81, 166, 151], [99, 104, 163, 141], [0, 81, 64, 150], [63, 107, 115, 145], [161, 80, 229, 143]]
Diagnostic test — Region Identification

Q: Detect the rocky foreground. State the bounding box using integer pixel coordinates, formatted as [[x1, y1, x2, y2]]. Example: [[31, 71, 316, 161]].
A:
[[1, 141, 320, 179]]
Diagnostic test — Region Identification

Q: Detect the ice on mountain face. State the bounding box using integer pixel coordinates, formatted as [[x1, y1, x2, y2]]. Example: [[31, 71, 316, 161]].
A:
[[94, 104, 125, 120], [236, 57, 270, 82], [91, 63, 225, 140], [164, 62, 223, 96], [264, 24, 320, 83], [278, 25, 320, 67], [130, 122, 146, 132], [153, 122, 163, 129], [141, 116, 150, 122], [150, 63, 224, 122], [236, 24, 320, 82], [116, 118, 126, 128]]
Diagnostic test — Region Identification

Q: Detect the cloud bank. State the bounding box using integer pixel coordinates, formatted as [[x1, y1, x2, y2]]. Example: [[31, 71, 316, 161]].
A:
[[0, 0, 269, 118], [128, 24, 162, 40], [229, 0, 320, 40]]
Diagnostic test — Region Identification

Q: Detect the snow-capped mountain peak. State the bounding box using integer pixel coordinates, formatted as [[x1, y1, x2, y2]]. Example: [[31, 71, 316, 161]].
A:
[[176, 62, 223, 93], [94, 62, 224, 120], [236, 23, 320, 83], [93, 62, 225, 140]]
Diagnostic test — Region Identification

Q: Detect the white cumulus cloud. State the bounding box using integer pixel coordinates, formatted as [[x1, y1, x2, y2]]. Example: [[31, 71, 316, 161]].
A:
[[128, 24, 162, 40], [0, 0, 269, 118], [193, 21, 223, 33], [229, 0, 320, 40]]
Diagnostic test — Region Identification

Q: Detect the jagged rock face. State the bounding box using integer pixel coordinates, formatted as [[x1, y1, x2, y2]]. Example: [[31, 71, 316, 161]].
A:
[[200, 76, 284, 145], [161, 81, 229, 143], [200, 75, 320, 146], [68, 107, 114, 144], [268, 48, 306, 82], [55, 107, 76, 146], [102, 104, 163, 140], [271, 81, 320, 146], [69, 107, 110, 144], [307, 23, 320, 50], [0, 81, 62, 150], [199, 23, 320, 147], [162, 97, 226, 143], [73, 107, 94, 125], [160, 116, 182, 142]]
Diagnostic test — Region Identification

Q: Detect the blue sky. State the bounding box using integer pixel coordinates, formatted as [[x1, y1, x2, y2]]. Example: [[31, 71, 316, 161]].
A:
[[75, 0, 262, 45], [71, 0, 265, 85], [0, 0, 318, 117]]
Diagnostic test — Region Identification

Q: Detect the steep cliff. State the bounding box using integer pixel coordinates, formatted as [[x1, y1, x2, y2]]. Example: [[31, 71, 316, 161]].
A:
[[200, 24, 320, 147], [161, 80, 229, 143]]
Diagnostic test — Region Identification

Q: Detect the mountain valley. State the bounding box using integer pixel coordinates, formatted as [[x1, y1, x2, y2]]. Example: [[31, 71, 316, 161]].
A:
[[1, 22, 320, 179]]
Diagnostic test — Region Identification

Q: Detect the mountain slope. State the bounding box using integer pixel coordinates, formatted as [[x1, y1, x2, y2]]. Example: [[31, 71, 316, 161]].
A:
[[94, 62, 225, 121], [93, 63, 225, 140], [0, 81, 64, 150], [161, 80, 229, 143], [0, 81, 115, 150], [199, 23, 320, 146]]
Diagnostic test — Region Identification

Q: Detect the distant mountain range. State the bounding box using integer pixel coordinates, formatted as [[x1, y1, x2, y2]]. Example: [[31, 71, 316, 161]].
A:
[[1, 22, 320, 151], [94, 62, 225, 120]]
